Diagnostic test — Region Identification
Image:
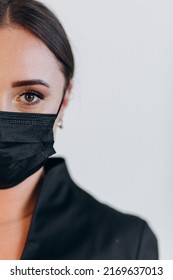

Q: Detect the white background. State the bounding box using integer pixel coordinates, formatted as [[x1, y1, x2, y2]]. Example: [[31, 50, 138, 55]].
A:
[[41, 0, 173, 259]]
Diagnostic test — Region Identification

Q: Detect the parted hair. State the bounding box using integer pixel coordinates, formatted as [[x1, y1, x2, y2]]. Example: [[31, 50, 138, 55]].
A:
[[0, 0, 75, 89]]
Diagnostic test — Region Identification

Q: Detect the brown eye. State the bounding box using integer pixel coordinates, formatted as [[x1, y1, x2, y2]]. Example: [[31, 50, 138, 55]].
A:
[[18, 90, 44, 106], [24, 93, 35, 103]]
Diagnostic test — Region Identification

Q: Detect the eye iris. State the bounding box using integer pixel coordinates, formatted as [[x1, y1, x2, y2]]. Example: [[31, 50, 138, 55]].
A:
[[25, 93, 35, 102]]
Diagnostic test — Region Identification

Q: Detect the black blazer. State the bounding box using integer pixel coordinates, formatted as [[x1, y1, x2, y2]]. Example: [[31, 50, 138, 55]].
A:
[[21, 157, 158, 260]]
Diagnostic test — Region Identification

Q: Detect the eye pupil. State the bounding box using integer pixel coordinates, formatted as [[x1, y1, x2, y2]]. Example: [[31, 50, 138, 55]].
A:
[[25, 93, 34, 102]]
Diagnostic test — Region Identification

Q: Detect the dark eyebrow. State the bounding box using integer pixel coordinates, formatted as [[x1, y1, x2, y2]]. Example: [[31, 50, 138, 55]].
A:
[[12, 79, 50, 88]]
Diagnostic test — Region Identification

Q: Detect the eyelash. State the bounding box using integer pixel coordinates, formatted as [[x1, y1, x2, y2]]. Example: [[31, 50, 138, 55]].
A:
[[19, 90, 45, 106]]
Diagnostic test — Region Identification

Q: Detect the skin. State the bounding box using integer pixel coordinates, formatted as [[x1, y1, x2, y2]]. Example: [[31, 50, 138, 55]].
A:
[[0, 25, 72, 259]]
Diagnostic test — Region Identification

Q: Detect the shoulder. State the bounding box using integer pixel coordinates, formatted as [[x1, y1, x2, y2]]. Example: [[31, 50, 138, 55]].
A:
[[68, 182, 158, 259], [30, 157, 158, 260]]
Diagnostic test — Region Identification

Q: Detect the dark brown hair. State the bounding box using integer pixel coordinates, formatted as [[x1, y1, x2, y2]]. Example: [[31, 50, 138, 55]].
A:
[[0, 0, 75, 90]]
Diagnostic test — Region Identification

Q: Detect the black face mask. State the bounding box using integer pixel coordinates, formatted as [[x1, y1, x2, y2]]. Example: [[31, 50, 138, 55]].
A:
[[0, 97, 64, 189]]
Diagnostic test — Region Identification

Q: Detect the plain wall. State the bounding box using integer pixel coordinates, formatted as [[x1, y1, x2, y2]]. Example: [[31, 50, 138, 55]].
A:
[[41, 0, 173, 259]]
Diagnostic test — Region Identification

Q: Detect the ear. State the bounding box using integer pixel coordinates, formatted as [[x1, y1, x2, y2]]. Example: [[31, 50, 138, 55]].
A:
[[60, 79, 73, 113], [55, 79, 73, 128]]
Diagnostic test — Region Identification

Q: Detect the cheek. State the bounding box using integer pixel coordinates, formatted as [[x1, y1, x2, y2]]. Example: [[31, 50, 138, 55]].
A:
[[42, 95, 62, 115]]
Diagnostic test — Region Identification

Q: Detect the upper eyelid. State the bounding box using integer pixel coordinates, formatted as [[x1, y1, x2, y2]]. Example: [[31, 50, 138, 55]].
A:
[[19, 89, 45, 98]]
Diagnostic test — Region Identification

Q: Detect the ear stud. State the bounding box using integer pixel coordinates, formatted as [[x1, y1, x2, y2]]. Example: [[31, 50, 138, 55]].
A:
[[57, 116, 64, 129]]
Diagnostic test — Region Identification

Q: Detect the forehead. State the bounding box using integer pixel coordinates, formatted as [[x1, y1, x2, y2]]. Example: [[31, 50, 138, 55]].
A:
[[0, 26, 64, 86]]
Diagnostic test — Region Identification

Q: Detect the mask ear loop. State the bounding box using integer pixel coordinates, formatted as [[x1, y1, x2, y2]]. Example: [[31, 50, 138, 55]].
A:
[[56, 89, 66, 117]]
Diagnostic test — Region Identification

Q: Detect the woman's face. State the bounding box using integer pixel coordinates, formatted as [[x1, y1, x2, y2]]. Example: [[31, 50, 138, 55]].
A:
[[0, 25, 69, 126]]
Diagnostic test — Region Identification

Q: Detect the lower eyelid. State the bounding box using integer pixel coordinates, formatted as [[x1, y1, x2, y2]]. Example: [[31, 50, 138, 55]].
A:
[[19, 100, 41, 108]]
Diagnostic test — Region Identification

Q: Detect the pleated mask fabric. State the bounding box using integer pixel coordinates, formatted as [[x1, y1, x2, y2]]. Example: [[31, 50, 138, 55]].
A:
[[0, 111, 58, 189]]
